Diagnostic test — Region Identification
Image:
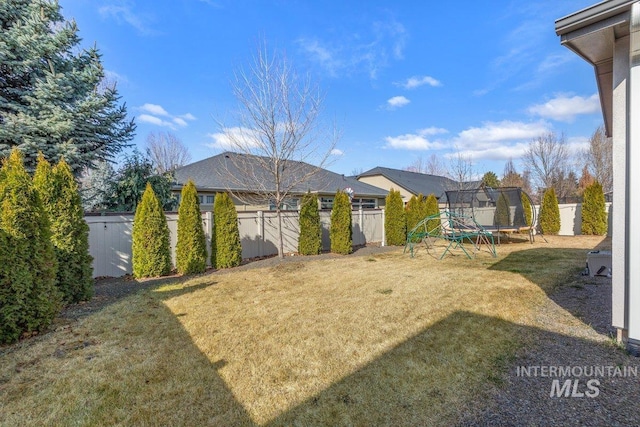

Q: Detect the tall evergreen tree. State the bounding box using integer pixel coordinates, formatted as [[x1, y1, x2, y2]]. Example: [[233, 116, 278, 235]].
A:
[[0, 0, 135, 174], [521, 191, 533, 227], [107, 150, 176, 212], [424, 193, 441, 235], [330, 190, 352, 255], [581, 181, 607, 235], [385, 189, 406, 246], [132, 183, 171, 278], [34, 154, 93, 302], [539, 187, 561, 235], [0, 149, 60, 343], [80, 160, 116, 212], [212, 192, 242, 268], [405, 194, 421, 233], [494, 192, 511, 227], [176, 180, 207, 274], [298, 191, 322, 255]]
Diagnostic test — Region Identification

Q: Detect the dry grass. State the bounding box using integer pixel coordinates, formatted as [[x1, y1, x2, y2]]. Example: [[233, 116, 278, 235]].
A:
[[0, 235, 609, 426]]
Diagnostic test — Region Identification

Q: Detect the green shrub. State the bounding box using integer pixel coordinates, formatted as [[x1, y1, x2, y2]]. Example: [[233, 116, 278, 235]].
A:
[[298, 191, 322, 255], [521, 192, 533, 226], [213, 192, 242, 268], [539, 187, 561, 235], [34, 155, 93, 303], [425, 194, 441, 234], [132, 183, 172, 278], [0, 149, 60, 344], [330, 190, 352, 254], [405, 194, 421, 233], [176, 180, 207, 274], [581, 181, 607, 235], [385, 189, 406, 246], [494, 192, 511, 227]]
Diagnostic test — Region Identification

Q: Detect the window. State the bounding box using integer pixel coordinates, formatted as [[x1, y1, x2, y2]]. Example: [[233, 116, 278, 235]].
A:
[[198, 195, 204, 204], [269, 198, 299, 211], [352, 198, 376, 209], [320, 197, 334, 209], [206, 195, 215, 204]]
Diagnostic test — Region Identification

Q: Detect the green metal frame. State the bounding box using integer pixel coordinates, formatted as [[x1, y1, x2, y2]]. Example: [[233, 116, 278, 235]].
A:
[[404, 211, 497, 259]]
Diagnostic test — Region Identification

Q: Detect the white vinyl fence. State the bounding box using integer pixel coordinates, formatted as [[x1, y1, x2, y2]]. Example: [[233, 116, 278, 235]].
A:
[[86, 208, 385, 278], [532, 202, 612, 236], [86, 203, 610, 278]]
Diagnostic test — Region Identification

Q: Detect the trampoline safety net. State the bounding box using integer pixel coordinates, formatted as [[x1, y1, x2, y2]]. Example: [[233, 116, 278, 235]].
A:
[[445, 187, 536, 241]]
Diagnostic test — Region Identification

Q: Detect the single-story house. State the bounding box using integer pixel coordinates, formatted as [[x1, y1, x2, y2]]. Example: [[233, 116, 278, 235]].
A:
[[556, 0, 640, 353], [173, 152, 389, 211], [356, 166, 464, 205]]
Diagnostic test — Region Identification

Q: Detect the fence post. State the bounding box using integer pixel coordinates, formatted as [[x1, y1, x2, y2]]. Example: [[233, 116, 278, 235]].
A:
[[257, 210, 264, 255], [381, 207, 386, 246]]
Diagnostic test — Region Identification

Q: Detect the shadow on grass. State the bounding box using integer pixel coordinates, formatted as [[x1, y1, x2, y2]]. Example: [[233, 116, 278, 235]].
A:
[[488, 240, 614, 338], [263, 311, 638, 427], [12, 279, 639, 426]]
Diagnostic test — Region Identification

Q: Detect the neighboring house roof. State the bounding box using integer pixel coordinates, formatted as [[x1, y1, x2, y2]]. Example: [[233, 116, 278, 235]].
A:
[[357, 166, 459, 199], [173, 152, 388, 198]]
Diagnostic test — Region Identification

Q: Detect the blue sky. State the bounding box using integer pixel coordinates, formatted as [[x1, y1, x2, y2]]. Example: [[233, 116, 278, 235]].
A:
[[60, 0, 602, 177]]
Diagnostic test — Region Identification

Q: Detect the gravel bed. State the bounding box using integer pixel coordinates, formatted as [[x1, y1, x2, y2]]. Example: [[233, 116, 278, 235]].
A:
[[459, 274, 640, 427]]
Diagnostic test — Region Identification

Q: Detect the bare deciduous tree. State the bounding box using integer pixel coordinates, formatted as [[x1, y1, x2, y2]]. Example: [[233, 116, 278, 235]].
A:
[[404, 154, 448, 176], [447, 150, 476, 190], [146, 131, 192, 174], [502, 158, 534, 198], [217, 42, 338, 258], [582, 125, 613, 194], [522, 132, 571, 195]]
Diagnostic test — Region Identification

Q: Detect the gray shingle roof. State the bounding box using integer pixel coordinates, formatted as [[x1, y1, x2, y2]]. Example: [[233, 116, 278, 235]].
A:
[[357, 166, 458, 199], [173, 152, 388, 197]]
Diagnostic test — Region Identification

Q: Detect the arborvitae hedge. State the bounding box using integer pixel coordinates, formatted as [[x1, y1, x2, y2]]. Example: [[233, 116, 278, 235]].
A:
[[385, 189, 406, 246], [581, 181, 607, 235], [34, 155, 93, 303], [425, 194, 441, 234], [132, 183, 172, 278], [521, 191, 533, 226], [0, 149, 60, 344], [176, 180, 207, 274], [494, 192, 511, 227], [212, 192, 242, 268], [330, 190, 352, 254], [405, 194, 421, 233], [539, 187, 561, 235], [298, 191, 322, 255]]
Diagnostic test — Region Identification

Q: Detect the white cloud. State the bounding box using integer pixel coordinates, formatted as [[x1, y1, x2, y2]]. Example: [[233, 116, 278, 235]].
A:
[[173, 117, 188, 127], [137, 104, 196, 129], [528, 93, 600, 122], [384, 127, 448, 150], [138, 114, 174, 128], [396, 75, 442, 89], [456, 120, 549, 146], [140, 103, 169, 116], [331, 148, 344, 156], [386, 96, 410, 109], [450, 120, 550, 161], [206, 127, 262, 150], [297, 16, 408, 79], [99, 3, 157, 36]]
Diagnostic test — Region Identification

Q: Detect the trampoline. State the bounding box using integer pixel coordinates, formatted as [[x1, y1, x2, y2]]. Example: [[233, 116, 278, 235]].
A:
[[445, 187, 536, 244]]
